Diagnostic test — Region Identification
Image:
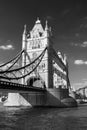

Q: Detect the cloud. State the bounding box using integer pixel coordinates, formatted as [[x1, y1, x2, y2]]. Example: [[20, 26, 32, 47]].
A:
[[81, 41, 87, 47], [0, 44, 14, 50], [71, 41, 87, 48], [74, 60, 87, 65]]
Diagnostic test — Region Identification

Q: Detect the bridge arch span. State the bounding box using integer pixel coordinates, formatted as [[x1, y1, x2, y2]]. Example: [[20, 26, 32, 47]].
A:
[[26, 76, 46, 88]]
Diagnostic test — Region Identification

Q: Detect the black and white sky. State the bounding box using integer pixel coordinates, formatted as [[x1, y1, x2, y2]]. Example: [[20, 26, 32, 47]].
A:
[[0, 0, 87, 90]]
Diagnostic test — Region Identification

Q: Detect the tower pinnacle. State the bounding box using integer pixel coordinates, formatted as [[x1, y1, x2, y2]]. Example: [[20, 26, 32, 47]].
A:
[[23, 24, 27, 35], [36, 17, 41, 24], [45, 20, 48, 31]]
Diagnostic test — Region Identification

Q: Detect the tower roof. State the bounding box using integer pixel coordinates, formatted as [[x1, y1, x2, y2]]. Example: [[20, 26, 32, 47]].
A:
[[30, 18, 44, 38], [32, 18, 44, 32], [35, 18, 41, 24]]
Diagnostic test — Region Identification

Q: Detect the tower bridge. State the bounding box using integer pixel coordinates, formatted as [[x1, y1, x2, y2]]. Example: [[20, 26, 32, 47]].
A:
[[0, 18, 77, 107]]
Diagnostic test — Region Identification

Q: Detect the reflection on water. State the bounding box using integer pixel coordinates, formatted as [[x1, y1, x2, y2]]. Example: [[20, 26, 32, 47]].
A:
[[0, 104, 87, 130]]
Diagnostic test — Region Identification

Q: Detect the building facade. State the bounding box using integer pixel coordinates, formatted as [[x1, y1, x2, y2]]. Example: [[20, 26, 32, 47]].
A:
[[22, 18, 67, 88]]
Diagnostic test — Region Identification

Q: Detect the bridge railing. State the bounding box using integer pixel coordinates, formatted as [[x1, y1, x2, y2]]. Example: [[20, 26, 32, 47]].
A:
[[0, 80, 46, 91]]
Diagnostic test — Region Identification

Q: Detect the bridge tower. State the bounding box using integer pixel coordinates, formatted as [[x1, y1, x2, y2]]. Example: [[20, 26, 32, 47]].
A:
[[22, 18, 53, 88], [0, 18, 77, 107]]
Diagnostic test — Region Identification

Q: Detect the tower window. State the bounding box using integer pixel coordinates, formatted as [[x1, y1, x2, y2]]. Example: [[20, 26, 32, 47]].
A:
[[39, 32, 42, 37]]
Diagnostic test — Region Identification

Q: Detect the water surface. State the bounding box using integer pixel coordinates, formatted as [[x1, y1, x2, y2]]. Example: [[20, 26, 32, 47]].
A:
[[0, 104, 87, 130]]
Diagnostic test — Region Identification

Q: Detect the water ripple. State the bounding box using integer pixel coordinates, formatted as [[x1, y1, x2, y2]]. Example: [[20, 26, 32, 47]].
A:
[[0, 105, 87, 129]]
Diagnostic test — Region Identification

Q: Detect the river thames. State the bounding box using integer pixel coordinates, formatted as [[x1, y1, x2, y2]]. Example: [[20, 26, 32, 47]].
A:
[[0, 104, 87, 130]]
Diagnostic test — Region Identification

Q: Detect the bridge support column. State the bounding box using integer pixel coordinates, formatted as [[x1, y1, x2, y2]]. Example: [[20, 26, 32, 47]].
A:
[[47, 46, 53, 88], [3, 90, 77, 107], [46, 31, 53, 88], [3, 92, 46, 107], [45, 88, 69, 107]]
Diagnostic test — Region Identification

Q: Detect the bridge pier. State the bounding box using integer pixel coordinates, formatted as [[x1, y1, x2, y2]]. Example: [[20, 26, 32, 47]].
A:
[[45, 88, 68, 106], [4, 93, 31, 106], [3, 88, 77, 107], [4, 92, 46, 107]]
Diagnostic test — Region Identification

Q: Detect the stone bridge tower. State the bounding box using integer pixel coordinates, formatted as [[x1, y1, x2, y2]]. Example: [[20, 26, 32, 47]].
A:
[[22, 18, 53, 88]]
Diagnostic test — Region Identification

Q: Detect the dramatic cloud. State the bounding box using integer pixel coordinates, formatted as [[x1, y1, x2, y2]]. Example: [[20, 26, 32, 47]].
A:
[[0, 44, 14, 50], [74, 60, 87, 65]]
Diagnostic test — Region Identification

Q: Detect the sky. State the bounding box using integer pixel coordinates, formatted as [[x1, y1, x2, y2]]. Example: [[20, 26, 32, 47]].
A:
[[0, 0, 87, 90]]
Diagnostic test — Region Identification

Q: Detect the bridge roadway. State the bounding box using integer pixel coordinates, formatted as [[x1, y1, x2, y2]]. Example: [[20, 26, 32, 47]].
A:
[[0, 80, 46, 93]]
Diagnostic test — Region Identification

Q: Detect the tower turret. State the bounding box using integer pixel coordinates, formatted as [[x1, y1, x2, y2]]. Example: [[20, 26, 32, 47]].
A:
[[44, 20, 49, 38], [22, 25, 27, 84], [45, 20, 49, 31], [64, 54, 67, 65], [22, 24, 27, 50], [57, 51, 63, 61]]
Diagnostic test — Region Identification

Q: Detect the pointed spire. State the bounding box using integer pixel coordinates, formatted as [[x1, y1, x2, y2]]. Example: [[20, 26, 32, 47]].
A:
[[64, 54, 67, 65], [22, 24, 27, 50], [23, 24, 27, 34], [45, 20, 48, 31], [36, 17, 40, 24], [58, 51, 62, 58], [57, 51, 64, 62]]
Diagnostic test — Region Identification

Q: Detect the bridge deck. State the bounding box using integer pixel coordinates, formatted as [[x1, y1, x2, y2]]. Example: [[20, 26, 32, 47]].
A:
[[0, 80, 46, 93]]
